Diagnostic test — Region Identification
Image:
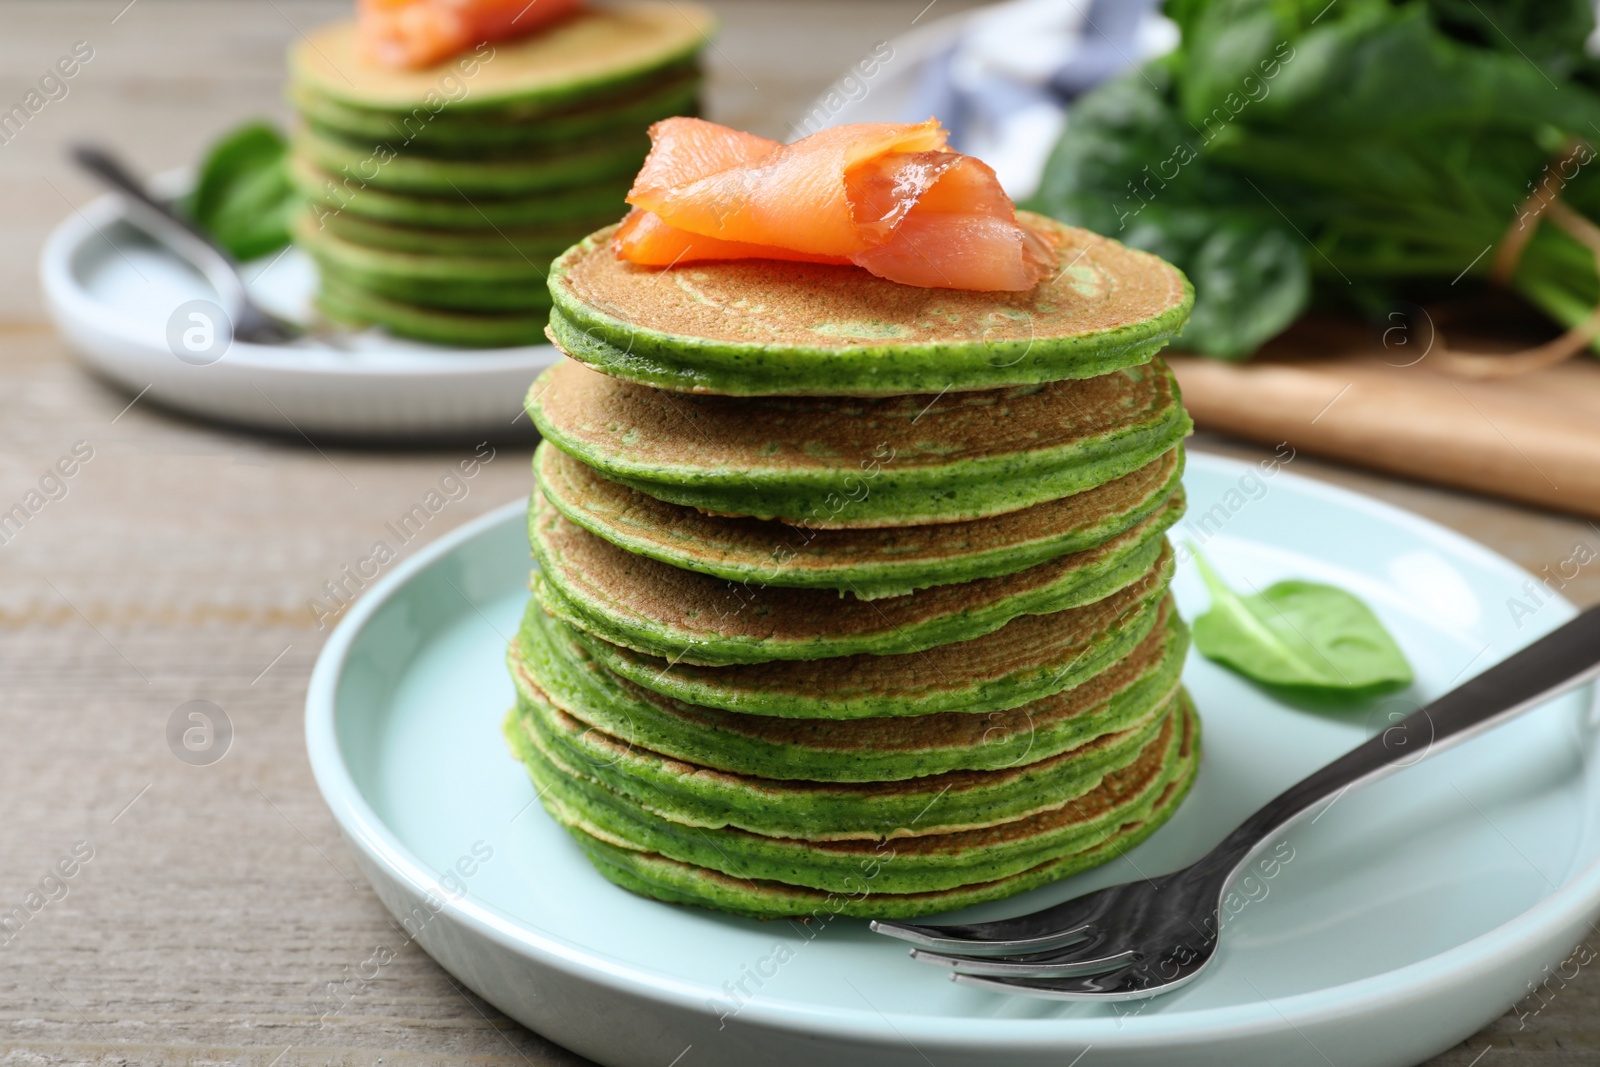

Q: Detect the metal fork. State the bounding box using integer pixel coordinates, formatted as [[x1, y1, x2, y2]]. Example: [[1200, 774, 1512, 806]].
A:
[[872, 603, 1600, 1000], [70, 142, 303, 345]]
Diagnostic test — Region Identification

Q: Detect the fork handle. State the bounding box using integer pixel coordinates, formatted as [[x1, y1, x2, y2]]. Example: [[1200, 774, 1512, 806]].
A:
[[1203, 602, 1600, 881], [69, 143, 253, 321]]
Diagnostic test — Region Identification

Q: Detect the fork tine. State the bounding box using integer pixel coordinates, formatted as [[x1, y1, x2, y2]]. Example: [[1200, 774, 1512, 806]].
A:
[[915, 946, 1139, 979], [950, 965, 1154, 1001], [869, 879, 1138, 954], [869, 919, 1097, 957], [907, 928, 1110, 970]]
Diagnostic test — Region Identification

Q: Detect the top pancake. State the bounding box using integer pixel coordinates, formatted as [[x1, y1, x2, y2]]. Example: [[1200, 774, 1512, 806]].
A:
[[545, 212, 1193, 396], [289, 2, 713, 113]]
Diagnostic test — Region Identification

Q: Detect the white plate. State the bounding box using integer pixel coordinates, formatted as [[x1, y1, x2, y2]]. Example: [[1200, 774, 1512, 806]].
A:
[[306, 453, 1600, 1066], [39, 188, 555, 439]]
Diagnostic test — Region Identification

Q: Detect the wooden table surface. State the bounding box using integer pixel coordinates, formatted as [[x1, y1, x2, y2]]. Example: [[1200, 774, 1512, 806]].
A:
[[3, 3, 1599, 1064]]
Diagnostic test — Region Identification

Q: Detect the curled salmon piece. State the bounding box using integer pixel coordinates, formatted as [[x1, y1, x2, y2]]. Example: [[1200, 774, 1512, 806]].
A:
[[614, 210, 853, 267], [357, 0, 582, 69], [850, 150, 1055, 291], [618, 119, 848, 266], [633, 120, 948, 257], [614, 117, 1048, 291], [628, 120, 780, 203]]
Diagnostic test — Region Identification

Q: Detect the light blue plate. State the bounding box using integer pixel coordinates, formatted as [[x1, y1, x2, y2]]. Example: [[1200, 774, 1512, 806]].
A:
[[307, 453, 1600, 1067]]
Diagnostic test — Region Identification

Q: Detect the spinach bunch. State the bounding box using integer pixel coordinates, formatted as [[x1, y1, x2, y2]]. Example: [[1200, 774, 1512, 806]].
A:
[[1028, 0, 1600, 358]]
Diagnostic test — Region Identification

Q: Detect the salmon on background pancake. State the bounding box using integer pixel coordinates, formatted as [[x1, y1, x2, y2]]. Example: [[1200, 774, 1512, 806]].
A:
[[292, 2, 713, 112], [510, 597, 1190, 782], [527, 357, 1192, 528], [532, 441, 1185, 599], [356, 0, 585, 70], [528, 485, 1181, 664]]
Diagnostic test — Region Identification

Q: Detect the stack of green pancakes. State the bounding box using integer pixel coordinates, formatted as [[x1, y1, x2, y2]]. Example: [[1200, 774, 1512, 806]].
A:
[[506, 212, 1202, 919], [285, 2, 713, 347]]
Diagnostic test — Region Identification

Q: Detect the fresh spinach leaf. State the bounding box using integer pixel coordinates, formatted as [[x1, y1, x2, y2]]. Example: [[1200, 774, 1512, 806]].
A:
[[1178, 219, 1308, 357], [1190, 548, 1413, 698], [184, 121, 295, 261], [1425, 0, 1600, 82], [1026, 66, 1305, 357]]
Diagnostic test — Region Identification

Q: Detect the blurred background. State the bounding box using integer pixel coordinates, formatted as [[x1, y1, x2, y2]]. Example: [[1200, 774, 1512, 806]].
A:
[[3, 1, 1600, 1064]]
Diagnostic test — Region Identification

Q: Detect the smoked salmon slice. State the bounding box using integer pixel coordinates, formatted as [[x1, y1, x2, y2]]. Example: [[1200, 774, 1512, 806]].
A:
[[614, 210, 853, 267], [613, 118, 847, 266], [357, 0, 583, 69], [852, 149, 1051, 291], [615, 117, 1050, 291]]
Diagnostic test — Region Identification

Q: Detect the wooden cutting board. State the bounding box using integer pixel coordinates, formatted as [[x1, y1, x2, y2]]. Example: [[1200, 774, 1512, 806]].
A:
[[1167, 319, 1600, 519]]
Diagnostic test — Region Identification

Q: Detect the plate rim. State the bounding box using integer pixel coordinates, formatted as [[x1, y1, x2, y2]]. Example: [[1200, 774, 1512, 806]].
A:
[[305, 452, 1597, 1048], [37, 187, 562, 377]]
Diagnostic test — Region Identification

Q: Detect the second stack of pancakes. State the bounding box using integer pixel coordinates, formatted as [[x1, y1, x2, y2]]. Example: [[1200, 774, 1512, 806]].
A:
[[283, 2, 713, 347], [508, 212, 1202, 920]]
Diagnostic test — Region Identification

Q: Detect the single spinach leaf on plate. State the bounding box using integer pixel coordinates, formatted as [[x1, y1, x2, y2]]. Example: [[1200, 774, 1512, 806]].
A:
[[1190, 549, 1413, 698], [185, 121, 295, 261]]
